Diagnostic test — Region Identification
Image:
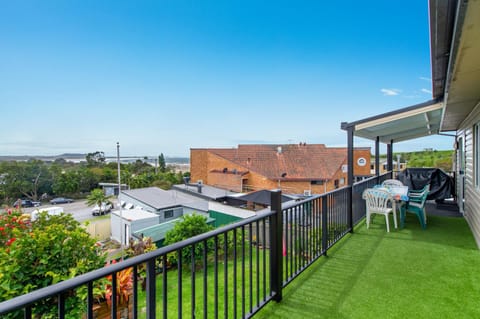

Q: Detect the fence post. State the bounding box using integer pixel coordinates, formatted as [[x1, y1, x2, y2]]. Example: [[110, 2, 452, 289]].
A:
[[321, 196, 328, 256], [270, 190, 283, 302]]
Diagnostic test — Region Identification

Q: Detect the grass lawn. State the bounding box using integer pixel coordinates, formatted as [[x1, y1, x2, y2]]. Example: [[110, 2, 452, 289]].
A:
[[84, 213, 111, 222], [255, 214, 480, 319]]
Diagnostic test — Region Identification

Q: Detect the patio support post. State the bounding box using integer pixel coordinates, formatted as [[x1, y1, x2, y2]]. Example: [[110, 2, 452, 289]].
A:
[[347, 126, 354, 233], [375, 136, 380, 177], [270, 190, 283, 302], [387, 141, 392, 172], [387, 140, 394, 178]]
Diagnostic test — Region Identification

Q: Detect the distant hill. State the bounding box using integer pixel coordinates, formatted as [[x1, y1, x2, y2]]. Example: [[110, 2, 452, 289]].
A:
[[166, 157, 189, 164], [0, 154, 189, 164], [377, 149, 453, 171], [0, 153, 85, 162]]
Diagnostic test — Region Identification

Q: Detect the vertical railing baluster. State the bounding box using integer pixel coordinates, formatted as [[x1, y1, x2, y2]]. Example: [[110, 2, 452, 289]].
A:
[[241, 226, 245, 319], [233, 229, 237, 319], [178, 249, 183, 319], [24, 306, 32, 319], [214, 236, 218, 319], [310, 201, 314, 260], [249, 223, 253, 314], [111, 272, 117, 318], [298, 206, 300, 269], [303, 203, 306, 265], [302, 203, 306, 266], [224, 232, 228, 318], [87, 281, 93, 319], [58, 292, 65, 319], [292, 206, 298, 274], [262, 218, 266, 301], [284, 208, 289, 282], [191, 244, 196, 319], [322, 196, 328, 255], [289, 208, 293, 279], [203, 240, 208, 319], [256, 220, 260, 307], [162, 255, 167, 319], [314, 199, 318, 257], [133, 265, 138, 319], [147, 259, 157, 319], [300, 205, 303, 264]]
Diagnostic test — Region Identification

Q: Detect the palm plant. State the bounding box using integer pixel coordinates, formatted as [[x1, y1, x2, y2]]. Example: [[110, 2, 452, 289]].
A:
[[86, 188, 112, 212]]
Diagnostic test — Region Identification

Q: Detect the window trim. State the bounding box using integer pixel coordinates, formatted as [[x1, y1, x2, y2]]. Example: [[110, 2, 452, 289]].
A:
[[164, 209, 174, 219]]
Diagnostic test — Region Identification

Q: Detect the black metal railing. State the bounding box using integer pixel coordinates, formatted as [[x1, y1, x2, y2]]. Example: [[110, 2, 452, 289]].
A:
[[0, 177, 385, 319]]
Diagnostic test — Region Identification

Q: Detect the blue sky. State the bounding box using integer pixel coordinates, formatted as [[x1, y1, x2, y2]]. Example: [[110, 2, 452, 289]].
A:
[[0, 1, 454, 157]]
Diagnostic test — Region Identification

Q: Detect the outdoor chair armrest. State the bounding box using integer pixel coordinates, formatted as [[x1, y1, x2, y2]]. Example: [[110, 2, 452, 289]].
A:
[[408, 193, 424, 200]]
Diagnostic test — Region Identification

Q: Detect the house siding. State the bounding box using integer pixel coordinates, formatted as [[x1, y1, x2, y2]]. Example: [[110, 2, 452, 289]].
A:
[[457, 100, 480, 248]]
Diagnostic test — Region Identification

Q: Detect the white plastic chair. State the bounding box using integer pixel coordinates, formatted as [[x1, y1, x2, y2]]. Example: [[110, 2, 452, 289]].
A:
[[362, 188, 397, 232], [381, 179, 404, 188]]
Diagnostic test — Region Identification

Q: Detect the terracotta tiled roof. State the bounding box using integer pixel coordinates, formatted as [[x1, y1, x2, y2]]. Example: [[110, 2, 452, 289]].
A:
[[208, 144, 349, 180]]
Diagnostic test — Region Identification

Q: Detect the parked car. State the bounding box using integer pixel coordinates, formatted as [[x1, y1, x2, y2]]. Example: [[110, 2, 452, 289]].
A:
[[91, 202, 113, 216], [12, 199, 41, 208], [31, 206, 64, 221], [50, 197, 74, 204]]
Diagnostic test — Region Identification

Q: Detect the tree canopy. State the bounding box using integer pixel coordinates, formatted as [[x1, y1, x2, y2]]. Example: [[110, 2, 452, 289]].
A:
[[0, 151, 188, 207], [164, 214, 214, 266]]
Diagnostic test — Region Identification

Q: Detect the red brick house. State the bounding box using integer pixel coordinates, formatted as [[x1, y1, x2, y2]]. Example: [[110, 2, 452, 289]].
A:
[[190, 144, 371, 194]]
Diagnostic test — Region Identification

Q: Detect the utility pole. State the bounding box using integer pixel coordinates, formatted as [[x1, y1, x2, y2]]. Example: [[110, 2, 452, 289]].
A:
[[117, 142, 124, 260]]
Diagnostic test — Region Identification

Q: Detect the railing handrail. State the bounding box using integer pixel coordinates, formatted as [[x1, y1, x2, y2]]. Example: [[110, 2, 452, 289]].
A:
[[0, 207, 279, 313]]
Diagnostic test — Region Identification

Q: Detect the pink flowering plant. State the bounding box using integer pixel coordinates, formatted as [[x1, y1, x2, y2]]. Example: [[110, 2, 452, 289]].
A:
[[0, 209, 30, 248], [0, 209, 106, 318]]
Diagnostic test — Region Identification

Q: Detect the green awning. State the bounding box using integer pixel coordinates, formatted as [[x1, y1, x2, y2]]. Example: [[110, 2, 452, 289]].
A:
[[134, 216, 215, 243]]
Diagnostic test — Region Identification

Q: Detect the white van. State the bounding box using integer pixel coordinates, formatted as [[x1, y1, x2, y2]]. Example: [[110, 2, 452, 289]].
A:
[[31, 206, 64, 220]]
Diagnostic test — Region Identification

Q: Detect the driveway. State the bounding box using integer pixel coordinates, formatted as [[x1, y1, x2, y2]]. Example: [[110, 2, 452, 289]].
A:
[[21, 200, 99, 223]]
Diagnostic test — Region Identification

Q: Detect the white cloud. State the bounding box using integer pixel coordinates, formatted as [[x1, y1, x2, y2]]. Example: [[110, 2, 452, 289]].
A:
[[421, 88, 432, 94], [419, 76, 431, 82], [381, 88, 401, 96]]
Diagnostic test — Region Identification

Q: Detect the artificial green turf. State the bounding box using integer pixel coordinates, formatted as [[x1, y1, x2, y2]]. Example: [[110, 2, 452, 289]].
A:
[[256, 214, 480, 319]]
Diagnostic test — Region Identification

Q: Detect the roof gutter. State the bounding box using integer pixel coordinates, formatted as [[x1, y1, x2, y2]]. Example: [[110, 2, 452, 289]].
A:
[[439, 0, 468, 131]]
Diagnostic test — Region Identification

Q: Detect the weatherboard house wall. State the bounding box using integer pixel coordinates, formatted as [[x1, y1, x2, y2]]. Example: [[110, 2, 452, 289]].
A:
[[110, 208, 160, 246], [190, 144, 371, 195], [456, 101, 480, 247]]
